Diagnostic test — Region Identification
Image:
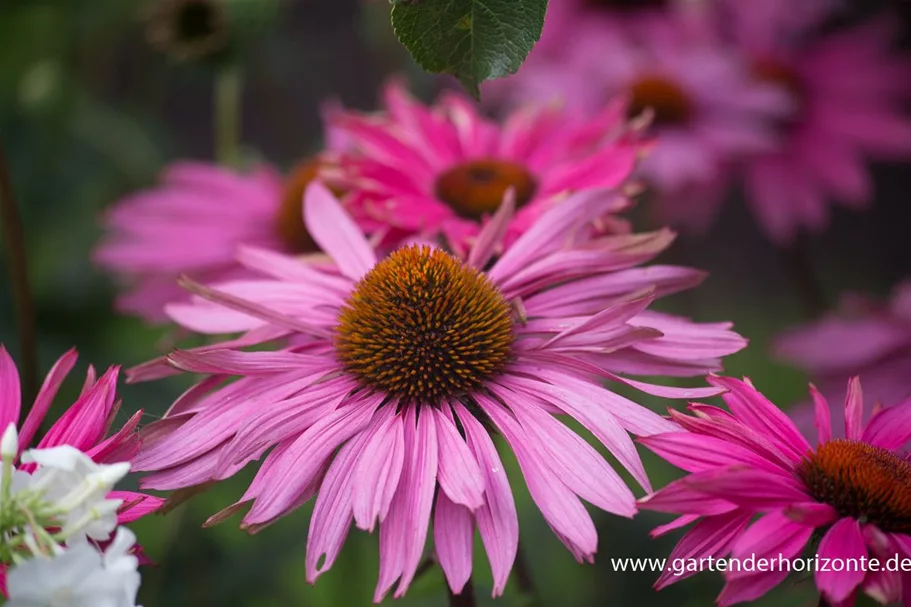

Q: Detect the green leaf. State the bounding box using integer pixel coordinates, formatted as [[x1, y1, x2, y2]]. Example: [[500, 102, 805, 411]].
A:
[[391, 0, 547, 99]]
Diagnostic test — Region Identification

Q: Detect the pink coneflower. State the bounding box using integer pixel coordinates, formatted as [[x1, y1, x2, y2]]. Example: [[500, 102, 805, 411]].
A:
[[774, 280, 911, 437], [640, 376, 911, 606], [328, 81, 644, 257], [486, 11, 791, 202], [702, 6, 911, 243], [94, 155, 344, 323], [130, 183, 745, 601], [0, 346, 163, 594]]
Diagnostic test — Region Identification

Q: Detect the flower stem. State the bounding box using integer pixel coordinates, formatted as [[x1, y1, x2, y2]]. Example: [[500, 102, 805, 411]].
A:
[[447, 577, 476, 607], [214, 63, 242, 167], [0, 146, 38, 404]]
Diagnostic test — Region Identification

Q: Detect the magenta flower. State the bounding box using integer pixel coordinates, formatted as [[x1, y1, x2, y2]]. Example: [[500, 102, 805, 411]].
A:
[[130, 183, 745, 601], [329, 81, 644, 257], [486, 11, 791, 204], [693, 7, 911, 243], [94, 156, 345, 323], [774, 281, 911, 437], [640, 376, 911, 606], [0, 346, 164, 593]]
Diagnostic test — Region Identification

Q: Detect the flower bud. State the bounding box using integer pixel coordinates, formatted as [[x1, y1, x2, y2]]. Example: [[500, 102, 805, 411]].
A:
[[1, 423, 18, 459]]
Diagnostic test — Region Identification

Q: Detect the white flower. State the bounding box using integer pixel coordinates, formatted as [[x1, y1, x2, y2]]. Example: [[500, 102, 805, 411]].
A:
[[24, 446, 130, 541], [2, 422, 18, 459], [6, 527, 142, 607]]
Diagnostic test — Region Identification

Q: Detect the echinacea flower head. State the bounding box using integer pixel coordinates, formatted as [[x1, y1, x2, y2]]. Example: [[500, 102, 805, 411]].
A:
[[131, 183, 746, 601], [94, 155, 346, 322], [640, 376, 911, 606], [329, 81, 644, 257], [707, 7, 911, 243], [0, 346, 163, 595], [489, 11, 792, 202], [774, 280, 911, 437]]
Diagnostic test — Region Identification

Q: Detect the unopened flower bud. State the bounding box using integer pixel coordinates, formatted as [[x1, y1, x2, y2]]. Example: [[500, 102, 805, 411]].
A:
[[1, 423, 18, 459]]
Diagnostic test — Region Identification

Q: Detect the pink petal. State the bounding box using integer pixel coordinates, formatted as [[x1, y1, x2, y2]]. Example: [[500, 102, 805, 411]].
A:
[[36, 366, 119, 452], [434, 491, 474, 595], [18, 348, 79, 449], [0, 347, 21, 436], [640, 476, 740, 516], [466, 190, 515, 270], [782, 502, 839, 527], [728, 511, 814, 576], [433, 408, 485, 510], [303, 182, 376, 280], [305, 430, 369, 582], [810, 384, 833, 446], [455, 404, 518, 596], [709, 376, 811, 463], [245, 402, 376, 524], [374, 407, 439, 601], [844, 376, 864, 441], [863, 567, 902, 605], [717, 571, 792, 607], [655, 511, 753, 589], [683, 467, 811, 508], [639, 432, 788, 474], [862, 396, 911, 450], [166, 349, 333, 376], [352, 408, 406, 532], [650, 514, 699, 538], [477, 394, 598, 560], [816, 518, 867, 603], [486, 388, 635, 517], [110, 491, 165, 523]]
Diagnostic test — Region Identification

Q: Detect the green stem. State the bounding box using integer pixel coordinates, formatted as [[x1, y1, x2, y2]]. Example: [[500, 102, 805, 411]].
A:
[[214, 63, 242, 167], [0, 146, 38, 404]]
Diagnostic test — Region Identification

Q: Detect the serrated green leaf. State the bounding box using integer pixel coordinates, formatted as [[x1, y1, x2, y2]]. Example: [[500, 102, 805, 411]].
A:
[[391, 0, 547, 99]]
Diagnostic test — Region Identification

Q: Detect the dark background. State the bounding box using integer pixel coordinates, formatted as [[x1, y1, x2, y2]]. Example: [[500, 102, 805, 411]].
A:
[[0, 0, 908, 605]]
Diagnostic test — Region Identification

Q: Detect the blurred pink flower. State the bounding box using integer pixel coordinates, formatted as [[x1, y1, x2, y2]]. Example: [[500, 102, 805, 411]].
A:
[[640, 376, 911, 606], [681, 8, 911, 242], [130, 183, 745, 601], [329, 81, 644, 258], [775, 280, 911, 437], [0, 346, 163, 594], [486, 11, 792, 201], [94, 156, 345, 324]]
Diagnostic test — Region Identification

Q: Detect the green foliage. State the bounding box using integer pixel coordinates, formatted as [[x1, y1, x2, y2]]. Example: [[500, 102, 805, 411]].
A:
[[390, 0, 547, 98]]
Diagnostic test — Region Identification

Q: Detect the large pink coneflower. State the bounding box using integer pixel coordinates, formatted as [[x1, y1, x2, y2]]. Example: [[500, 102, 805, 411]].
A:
[[640, 376, 911, 606], [130, 183, 745, 601], [93, 153, 346, 323], [328, 81, 644, 258], [486, 11, 791, 204], [774, 280, 911, 437], [0, 346, 163, 594], [683, 5, 911, 243]]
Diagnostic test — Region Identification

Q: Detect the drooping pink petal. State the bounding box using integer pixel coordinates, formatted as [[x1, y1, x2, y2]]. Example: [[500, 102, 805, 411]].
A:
[[352, 407, 406, 532], [110, 491, 165, 523], [454, 403, 518, 596], [466, 190, 515, 270], [434, 491, 474, 595], [728, 511, 814, 577], [476, 394, 598, 560], [782, 502, 839, 527], [305, 429, 371, 583], [639, 432, 790, 475], [683, 467, 812, 508], [816, 517, 867, 603], [433, 407, 485, 510], [36, 366, 119, 452]]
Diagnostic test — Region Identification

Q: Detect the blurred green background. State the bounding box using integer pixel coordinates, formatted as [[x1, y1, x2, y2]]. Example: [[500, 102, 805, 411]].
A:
[[1, 1, 908, 605]]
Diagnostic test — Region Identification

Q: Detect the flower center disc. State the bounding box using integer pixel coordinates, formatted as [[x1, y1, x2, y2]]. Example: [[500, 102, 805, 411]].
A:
[[627, 76, 694, 127], [335, 245, 514, 404], [434, 159, 538, 220], [276, 159, 329, 253], [798, 439, 911, 533]]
